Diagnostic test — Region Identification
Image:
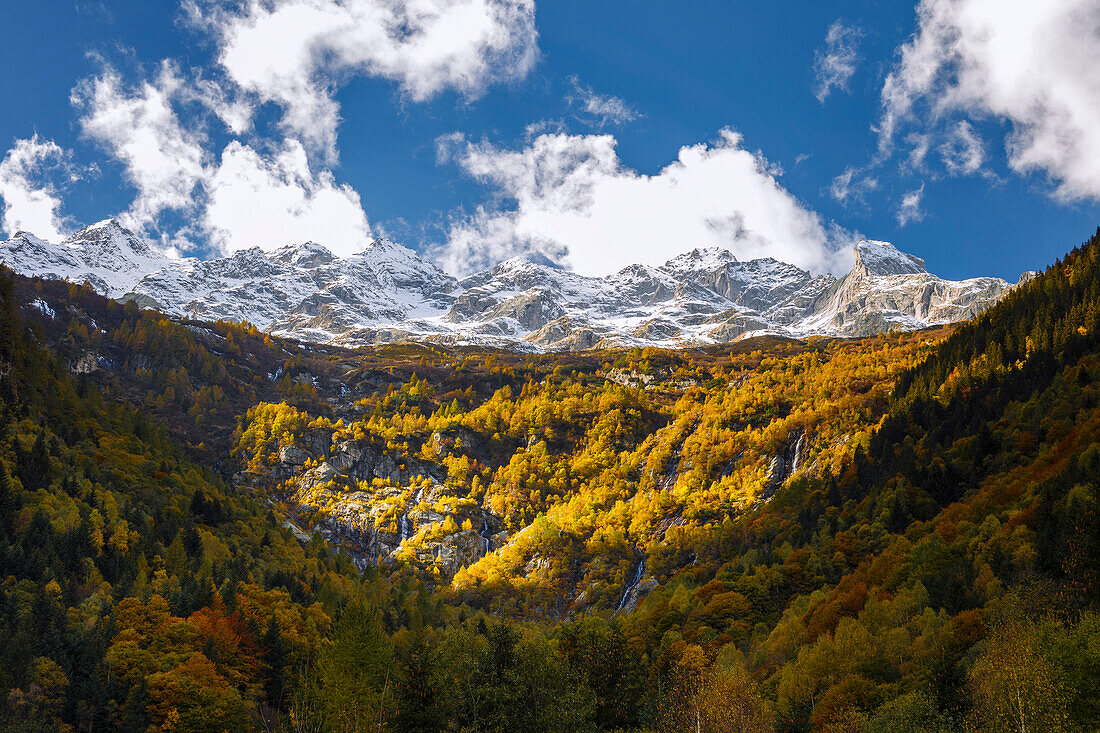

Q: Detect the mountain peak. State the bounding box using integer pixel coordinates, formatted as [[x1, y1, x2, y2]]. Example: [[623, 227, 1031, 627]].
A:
[[496, 253, 563, 272], [66, 219, 154, 256], [84, 218, 125, 233], [364, 237, 421, 262], [662, 246, 738, 274], [272, 241, 334, 268], [853, 239, 927, 277], [0, 220, 1015, 348], [9, 231, 51, 247]]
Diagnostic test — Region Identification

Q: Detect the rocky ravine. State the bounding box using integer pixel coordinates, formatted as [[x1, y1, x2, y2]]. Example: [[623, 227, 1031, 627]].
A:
[[0, 219, 1029, 350]]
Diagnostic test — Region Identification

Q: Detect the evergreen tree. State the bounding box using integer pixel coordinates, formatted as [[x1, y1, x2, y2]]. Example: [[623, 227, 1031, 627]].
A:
[[313, 604, 394, 733], [261, 616, 288, 710], [392, 630, 445, 733]]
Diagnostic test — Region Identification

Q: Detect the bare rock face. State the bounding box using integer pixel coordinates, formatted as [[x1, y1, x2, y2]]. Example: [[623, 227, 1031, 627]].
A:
[[2, 222, 1019, 351], [289, 475, 502, 573], [485, 289, 566, 329], [619, 578, 658, 614], [259, 429, 502, 576], [278, 445, 309, 465], [633, 318, 682, 340], [71, 352, 108, 375], [315, 492, 399, 563], [446, 288, 500, 322], [760, 429, 811, 503], [803, 240, 1014, 337], [417, 530, 487, 575], [707, 310, 771, 342]]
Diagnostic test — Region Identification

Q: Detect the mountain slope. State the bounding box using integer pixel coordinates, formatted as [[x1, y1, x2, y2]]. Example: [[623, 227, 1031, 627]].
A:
[[222, 225, 1100, 730], [0, 221, 1020, 349], [0, 268, 405, 731], [2, 226, 1099, 732]]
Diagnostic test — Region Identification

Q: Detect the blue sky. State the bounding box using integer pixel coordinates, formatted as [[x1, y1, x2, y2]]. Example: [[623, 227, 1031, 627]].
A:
[[0, 0, 1097, 281]]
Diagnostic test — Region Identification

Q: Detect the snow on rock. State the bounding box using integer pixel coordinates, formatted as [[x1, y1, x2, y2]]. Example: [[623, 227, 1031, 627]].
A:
[[0, 222, 1021, 350], [804, 240, 1013, 337], [29, 299, 56, 319], [0, 220, 173, 298], [852, 239, 927, 277]]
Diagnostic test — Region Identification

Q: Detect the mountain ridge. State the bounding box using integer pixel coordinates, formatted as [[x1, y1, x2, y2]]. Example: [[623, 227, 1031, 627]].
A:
[[0, 220, 1024, 350]]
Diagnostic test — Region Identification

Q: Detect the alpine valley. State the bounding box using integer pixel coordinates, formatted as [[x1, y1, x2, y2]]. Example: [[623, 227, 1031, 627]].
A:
[[1, 223, 1100, 733], [0, 220, 1027, 350]]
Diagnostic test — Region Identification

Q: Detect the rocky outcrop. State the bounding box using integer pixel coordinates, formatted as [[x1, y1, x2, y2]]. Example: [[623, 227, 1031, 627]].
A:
[[71, 352, 111, 375], [614, 558, 657, 614], [619, 578, 658, 614], [632, 318, 682, 340], [707, 310, 771, 342], [485, 289, 567, 329], [761, 429, 810, 501], [259, 429, 502, 575], [415, 530, 488, 576], [801, 240, 1015, 337]]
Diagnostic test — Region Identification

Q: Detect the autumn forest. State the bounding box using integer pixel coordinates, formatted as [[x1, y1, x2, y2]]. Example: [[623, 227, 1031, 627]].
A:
[[3, 228, 1100, 732]]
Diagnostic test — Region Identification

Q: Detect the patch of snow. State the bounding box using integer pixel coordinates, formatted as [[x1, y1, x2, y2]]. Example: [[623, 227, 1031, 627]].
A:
[[29, 299, 55, 319]]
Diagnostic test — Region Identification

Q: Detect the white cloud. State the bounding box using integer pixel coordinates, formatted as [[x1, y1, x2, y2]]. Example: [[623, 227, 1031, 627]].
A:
[[814, 21, 862, 103], [0, 137, 74, 242], [829, 165, 878, 204], [203, 140, 371, 255], [72, 62, 209, 233], [897, 184, 926, 226], [880, 0, 1100, 200], [187, 0, 539, 163], [904, 133, 932, 171], [436, 129, 850, 276], [939, 120, 984, 176], [47, 0, 541, 257], [185, 74, 255, 136], [566, 76, 639, 127], [72, 61, 372, 256]]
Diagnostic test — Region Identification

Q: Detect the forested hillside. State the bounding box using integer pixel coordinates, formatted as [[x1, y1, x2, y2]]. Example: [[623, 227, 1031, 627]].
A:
[[2, 228, 1100, 732]]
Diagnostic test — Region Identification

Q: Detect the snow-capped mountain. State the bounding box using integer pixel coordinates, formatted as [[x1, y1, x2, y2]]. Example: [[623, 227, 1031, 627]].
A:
[[0, 220, 171, 298], [126, 238, 458, 342], [799, 240, 1022, 336], [0, 221, 1025, 351]]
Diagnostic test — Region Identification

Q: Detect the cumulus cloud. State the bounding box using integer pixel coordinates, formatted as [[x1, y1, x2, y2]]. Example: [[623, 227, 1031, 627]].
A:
[[187, 0, 539, 163], [73, 62, 371, 256], [813, 21, 862, 103], [436, 129, 850, 277], [60, 0, 541, 255], [880, 0, 1100, 200], [897, 184, 926, 226], [566, 76, 639, 127], [72, 62, 210, 234], [203, 140, 371, 255], [0, 137, 75, 242]]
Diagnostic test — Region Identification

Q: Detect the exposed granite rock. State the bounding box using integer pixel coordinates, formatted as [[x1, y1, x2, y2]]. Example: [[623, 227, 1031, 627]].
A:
[[619, 578, 658, 614]]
